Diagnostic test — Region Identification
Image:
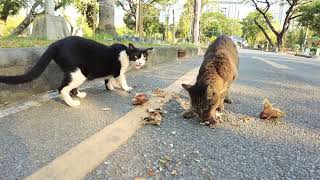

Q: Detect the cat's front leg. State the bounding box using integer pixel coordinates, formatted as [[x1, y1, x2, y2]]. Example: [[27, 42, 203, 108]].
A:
[[116, 73, 133, 92]]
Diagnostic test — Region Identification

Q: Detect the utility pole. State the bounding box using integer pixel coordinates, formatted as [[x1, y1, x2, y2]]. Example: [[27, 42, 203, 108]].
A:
[[136, 0, 139, 35], [172, 9, 175, 43], [192, 0, 201, 44], [165, 14, 169, 42], [136, 0, 143, 40], [139, 0, 143, 40]]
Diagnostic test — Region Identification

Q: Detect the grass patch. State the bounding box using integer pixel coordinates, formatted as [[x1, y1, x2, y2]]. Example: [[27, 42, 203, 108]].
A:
[[0, 34, 201, 49], [0, 36, 54, 48]]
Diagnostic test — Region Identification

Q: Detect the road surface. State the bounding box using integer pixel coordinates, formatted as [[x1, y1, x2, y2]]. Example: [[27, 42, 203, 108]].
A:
[[0, 49, 319, 179]]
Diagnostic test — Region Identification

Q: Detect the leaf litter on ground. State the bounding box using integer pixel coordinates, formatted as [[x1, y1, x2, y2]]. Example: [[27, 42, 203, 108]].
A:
[[260, 98, 285, 120], [132, 93, 149, 105], [151, 88, 167, 98], [142, 108, 166, 126]]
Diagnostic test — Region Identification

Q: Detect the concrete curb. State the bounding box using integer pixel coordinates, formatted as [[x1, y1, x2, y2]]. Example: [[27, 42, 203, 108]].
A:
[[0, 46, 203, 104]]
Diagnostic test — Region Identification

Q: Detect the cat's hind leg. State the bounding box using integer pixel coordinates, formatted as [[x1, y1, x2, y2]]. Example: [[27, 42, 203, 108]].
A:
[[105, 78, 114, 91], [70, 88, 87, 98], [59, 69, 87, 107]]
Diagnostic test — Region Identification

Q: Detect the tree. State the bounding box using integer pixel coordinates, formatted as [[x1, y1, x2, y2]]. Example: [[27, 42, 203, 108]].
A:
[[241, 11, 276, 47], [192, 0, 201, 44], [283, 27, 305, 48], [200, 12, 242, 43], [143, 5, 163, 38], [117, 0, 170, 38], [241, 12, 262, 45], [96, 0, 117, 35], [74, 0, 98, 30], [0, 0, 27, 35], [200, 12, 227, 41], [117, 0, 167, 29], [250, 0, 312, 50], [0, 0, 27, 22], [176, 0, 192, 40], [298, 0, 320, 34], [176, 0, 209, 41]]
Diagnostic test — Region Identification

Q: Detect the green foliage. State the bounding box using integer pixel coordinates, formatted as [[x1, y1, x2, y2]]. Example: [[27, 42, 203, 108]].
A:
[[143, 5, 163, 37], [73, 0, 98, 29], [2, 14, 24, 36], [123, 12, 135, 30], [298, 0, 320, 34], [229, 19, 242, 36], [283, 28, 305, 49], [176, 0, 192, 40], [0, 0, 27, 22], [122, 1, 164, 38], [200, 12, 242, 43], [117, 26, 135, 36], [240, 12, 276, 46], [200, 12, 226, 38], [90, 33, 113, 41], [76, 16, 93, 37]]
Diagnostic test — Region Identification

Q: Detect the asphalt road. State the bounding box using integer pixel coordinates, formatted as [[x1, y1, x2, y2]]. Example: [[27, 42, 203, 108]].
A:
[[1, 49, 320, 179]]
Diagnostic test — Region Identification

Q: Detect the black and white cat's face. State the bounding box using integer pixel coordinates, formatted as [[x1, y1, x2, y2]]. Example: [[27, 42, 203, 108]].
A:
[[127, 43, 153, 69]]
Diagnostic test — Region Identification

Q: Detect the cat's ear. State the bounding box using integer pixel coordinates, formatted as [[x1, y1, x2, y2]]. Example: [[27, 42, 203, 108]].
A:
[[144, 47, 153, 53], [182, 84, 192, 91], [128, 43, 136, 50], [206, 84, 215, 100]]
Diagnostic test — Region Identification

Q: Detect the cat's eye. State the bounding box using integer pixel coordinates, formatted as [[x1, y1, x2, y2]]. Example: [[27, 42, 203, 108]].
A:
[[203, 106, 210, 111]]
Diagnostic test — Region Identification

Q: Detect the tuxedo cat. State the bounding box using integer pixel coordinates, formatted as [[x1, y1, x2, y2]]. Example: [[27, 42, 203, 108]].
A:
[[0, 36, 153, 107]]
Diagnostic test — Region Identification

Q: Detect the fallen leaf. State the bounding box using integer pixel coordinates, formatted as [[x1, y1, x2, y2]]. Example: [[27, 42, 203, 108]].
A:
[[158, 159, 167, 164], [230, 123, 241, 127], [152, 88, 167, 98], [134, 177, 146, 180], [260, 98, 285, 120], [132, 93, 148, 105], [171, 170, 177, 175], [164, 155, 172, 161], [142, 111, 162, 126], [102, 107, 111, 111], [173, 95, 190, 110], [239, 115, 254, 123], [147, 169, 155, 176]]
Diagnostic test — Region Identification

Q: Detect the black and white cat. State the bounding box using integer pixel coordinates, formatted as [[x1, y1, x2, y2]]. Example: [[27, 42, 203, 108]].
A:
[[0, 36, 153, 107]]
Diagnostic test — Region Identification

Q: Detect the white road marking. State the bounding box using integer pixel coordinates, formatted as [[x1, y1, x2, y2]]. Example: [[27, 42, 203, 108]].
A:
[[0, 82, 103, 119], [26, 67, 199, 180], [252, 56, 295, 70]]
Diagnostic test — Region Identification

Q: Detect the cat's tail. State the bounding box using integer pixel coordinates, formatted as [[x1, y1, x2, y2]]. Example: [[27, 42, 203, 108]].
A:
[[0, 46, 55, 84]]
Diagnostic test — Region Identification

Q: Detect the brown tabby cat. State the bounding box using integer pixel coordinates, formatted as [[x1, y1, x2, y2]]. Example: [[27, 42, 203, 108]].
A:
[[182, 35, 239, 127]]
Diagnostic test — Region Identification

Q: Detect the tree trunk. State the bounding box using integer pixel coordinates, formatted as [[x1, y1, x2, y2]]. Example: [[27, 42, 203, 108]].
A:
[[191, 0, 201, 44], [10, 1, 43, 36], [86, 3, 96, 29], [276, 35, 283, 51], [97, 0, 117, 36], [254, 18, 274, 48]]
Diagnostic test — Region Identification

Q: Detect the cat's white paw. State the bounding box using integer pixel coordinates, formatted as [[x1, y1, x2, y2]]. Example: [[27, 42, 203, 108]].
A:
[[124, 86, 133, 92], [107, 83, 114, 91], [77, 92, 87, 98], [67, 100, 81, 107]]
